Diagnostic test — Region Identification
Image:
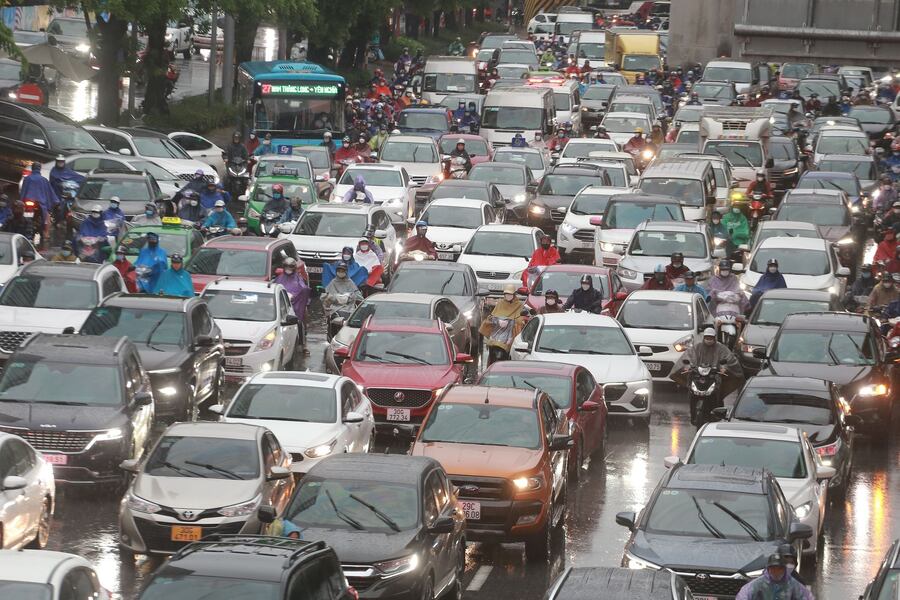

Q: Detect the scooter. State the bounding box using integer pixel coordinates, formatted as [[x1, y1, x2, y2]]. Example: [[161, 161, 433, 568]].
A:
[[684, 358, 729, 427], [226, 156, 250, 201], [323, 295, 361, 341], [21, 198, 43, 246], [485, 316, 516, 365], [714, 290, 744, 349], [260, 210, 283, 237], [748, 192, 770, 232]]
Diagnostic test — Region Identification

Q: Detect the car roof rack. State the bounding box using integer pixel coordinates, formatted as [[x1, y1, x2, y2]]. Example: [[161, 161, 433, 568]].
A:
[[170, 534, 327, 567]]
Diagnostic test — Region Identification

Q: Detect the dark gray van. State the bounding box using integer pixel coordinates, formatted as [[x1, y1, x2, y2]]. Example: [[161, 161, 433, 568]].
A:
[[545, 567, 695, 600]]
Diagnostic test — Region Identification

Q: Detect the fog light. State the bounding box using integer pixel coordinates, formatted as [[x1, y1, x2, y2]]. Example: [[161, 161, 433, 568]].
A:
[[516, 514, 539, 525], [633, 396, 648, 409]]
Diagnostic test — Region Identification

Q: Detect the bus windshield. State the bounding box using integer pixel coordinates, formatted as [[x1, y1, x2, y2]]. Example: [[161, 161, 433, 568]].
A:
[[252, 85, 344, 136]]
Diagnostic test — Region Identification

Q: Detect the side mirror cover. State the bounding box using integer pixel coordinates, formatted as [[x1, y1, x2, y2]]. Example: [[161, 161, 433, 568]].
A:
[[709, 406, 728, 420], [283, 314, 299, 326], [257, 505, 277, 524], [752, 347, 767, 359], [615, 290, 628, 301], [663, 455, 681, 469], [429, 515, 455, 534], [2, 475, 27, 491], [374, 229, 388, 239], [517, 286, 529, 295], [194, 334, 214, 348], [589, 216, 603, 226], [119, 459, 139, 473], [835, 266, 851, 278], [334, 346, 350, 358], [279, 223, 293, 234], [637, 345, 653, 357], [816, 465, 837, 480], [133, 391, 153, 407], [844, 414, 862, 428], [344, 411, 365, 424], [454, 352, 473, 363], [713, 247, 726, 259], [549, 434, 573, 451], [267, 466, 291, 481], [579, 400, 600, 412], [615, 510, 637, 531], [208, 404, 225, 415], [62, 326, 76, 335], [512, 340, 531, 354], [732, 262, 745, 273], [788, 522, 813, 541]]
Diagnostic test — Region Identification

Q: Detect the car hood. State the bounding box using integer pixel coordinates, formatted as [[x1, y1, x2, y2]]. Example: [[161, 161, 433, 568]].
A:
[[562, 213, 595, 230], [624, 326, 691, 345], [412, 442, 543, 478], [388, 162, 441, 178], [763, 362, 871, 386], [608, 132, 633, 145], [427, 227, 477, 246], [458, 254, 529, 274], [494, 183, 526, 199], [215, 319, 276, 342], [740, 323, 778, 348], [770, 159, 797, 171], [0, 307, 91, 333], [598, 229, 634, 245], [742, 271, 835, 292], [582, 99, 607, 111], [133, 475, 261, 510], [527, 352, 648, 384], [859, 123, 891, 136], [0, 401, 127, 430], [815, 225, 850, 242], [733, 417, 837, 446], [139, 346, 191, 372], [292, 526, 421, 564], [536, 194, 575, 210], [621, 256, 711, 275], [630, 531, 776, 573], [0, 265, 19, 286], [283, 234, 361, 253], [344, 362, 459, 389], [333, 184, 405, 202], [225, 417, 338, 452]]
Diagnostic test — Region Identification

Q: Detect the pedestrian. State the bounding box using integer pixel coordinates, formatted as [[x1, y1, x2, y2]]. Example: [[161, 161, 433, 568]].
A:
[[735, 553, 814, 600]]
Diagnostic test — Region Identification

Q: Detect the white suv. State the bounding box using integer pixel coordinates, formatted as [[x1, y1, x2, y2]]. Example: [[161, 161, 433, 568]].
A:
[[421, 197, 501, 262], [0, 550, 109, 599], [377, 134, 443, 187], [200, 279, 300, 382], [0, 433, 55, 550], [557, 185, 631, 262]]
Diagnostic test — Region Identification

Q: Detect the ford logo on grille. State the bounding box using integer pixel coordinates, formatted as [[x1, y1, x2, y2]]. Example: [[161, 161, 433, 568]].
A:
[[460, 485, 480, 494], [394, 391, 405, 403]]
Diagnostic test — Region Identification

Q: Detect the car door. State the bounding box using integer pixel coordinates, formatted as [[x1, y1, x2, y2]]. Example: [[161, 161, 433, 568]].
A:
[[170, 133, 222, 174], [540, 397, 566, 503], [278, 288, 298, 360], [0, 439, 29, 548], [512, 316, 541, 360], [125, 353, 154, 455], [190, 304, 220, 400], [803, 436, 827, 526], [574, 369, 601, 454], [434, 298, 470, 354], [423, 469, 455, 589], [9, 440, 40, 543], [338, 382, 362, 452]]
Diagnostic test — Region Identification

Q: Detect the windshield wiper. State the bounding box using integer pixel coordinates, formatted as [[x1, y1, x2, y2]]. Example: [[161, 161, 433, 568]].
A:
[[161, 460, 207, 478], [325, 489, 364, 530], [385, 350, 430, 364], [537, 347, 569, 353], [691, 496, 726, 539], [145, 315, 170, 352], [184, 460, 242, 480], [360, 351, 401, 364], [711, 501, 763, 541], [490, 252, 527, 258], [569, 349, 613, 355], [348, 493, 401, 532], [731, 150, 754, 167], [38, 400, 90, 406]]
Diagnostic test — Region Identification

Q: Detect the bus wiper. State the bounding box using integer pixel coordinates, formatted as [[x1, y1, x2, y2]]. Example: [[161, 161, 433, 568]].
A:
[[325, 489, 364, 530], [348, 493, 400, 532], [711, 501, 763, 541], [692, 496, 726, 539]]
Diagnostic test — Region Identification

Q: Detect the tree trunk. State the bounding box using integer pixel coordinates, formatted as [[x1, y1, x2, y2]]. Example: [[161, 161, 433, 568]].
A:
[[234, 10, 261, 64], [142, 17, 169, 117], [94, 15, 126, 124]]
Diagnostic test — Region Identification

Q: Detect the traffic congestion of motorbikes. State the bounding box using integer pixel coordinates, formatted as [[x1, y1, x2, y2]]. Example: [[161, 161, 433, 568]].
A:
[[1, 3, 900, 599]]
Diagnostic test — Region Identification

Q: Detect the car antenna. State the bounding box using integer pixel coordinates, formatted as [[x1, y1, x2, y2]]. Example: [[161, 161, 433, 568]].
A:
[[484, 389, 489, 404]]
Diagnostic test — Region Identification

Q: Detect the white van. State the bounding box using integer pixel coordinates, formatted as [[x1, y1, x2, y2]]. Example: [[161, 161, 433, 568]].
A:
[[528, 79, 583, 134], [554, 12, 595, 45], [637, 159, 717, 221], [421, 56, 478, 104], [571, 30, 607, 68], [481, 87, 555, 147]]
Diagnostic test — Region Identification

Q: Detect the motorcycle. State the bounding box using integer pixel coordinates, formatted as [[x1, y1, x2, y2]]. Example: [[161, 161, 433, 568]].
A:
[[448, 156, 468, 179], [485, 316, 517, 365], [59, 181, 79, 240], [684, 358, 729, 427], [398, 249, 435, 263], [323, 294, 361, 341], [77, 236, 107, 264], [204, 225, 228, 239], [21, 198, 43, 246], [714, 290, 745, 349], [336, 156, 360, 178], [135, 265, 153, 292], [260, 210, 283, 237], [226, 156, 250, 201], [748, 192, 770, 232]]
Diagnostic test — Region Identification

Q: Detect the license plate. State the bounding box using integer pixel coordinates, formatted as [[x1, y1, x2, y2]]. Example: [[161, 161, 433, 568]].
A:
[[460, 500, 481, 520], [645, 362, 661, 372], [386, 408, 410, 422], [43, 453, 67, 465], [487, 282, 504, 290], [307, 266, 323, 274], [693, 596, 717, 600], [225, 357, 242, 367], [437, 252, 455, 260], [24, 211, 34, 218], [579, 241, 592, 248], [171, 526, 202, 542]]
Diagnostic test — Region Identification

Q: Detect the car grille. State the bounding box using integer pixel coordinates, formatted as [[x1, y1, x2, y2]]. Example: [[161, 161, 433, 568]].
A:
[[225, 365, 255, 376], [573, 229, 594, 242], [492, 141, 510, 147], [451, 476, 511, 500], [550, 210, 566, 224], [674, 570, 748, 597], [0, 331, 33, 354], [634, 344, 669, 354], [0, 427, 95, 453], [133, 517, 244, 553], [367, 388, 433, 408], [410, 176, 428, 186], [476, 271, 510, 280], [224, 339, 252, 356], [343, 566, 378, 592], [176, 173, 215, 183], [604, 384, 627, 402]]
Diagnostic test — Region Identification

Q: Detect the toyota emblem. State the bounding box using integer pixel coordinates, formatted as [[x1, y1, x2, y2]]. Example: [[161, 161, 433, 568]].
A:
[[695, 573, 710, 582], [394, 391, 405, 403], [179, 510, 198, 521]]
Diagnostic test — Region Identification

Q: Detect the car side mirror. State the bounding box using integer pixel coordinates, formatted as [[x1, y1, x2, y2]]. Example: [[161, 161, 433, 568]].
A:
[[637, 345, 653, 357], [788, 522, 813, 541], [517, 286, 529, 295], [579, 400, 600, 412], [663, 455, 682, 469], [732, 262, 745, 273], [549, 434, 573, 451], [194, 334, 214, 348], [615, 290, 628, 301], [429, 515, 455, 534], [257, 505, 277, 524], [844, 414, 862, 428], [709, 406, 728, 420], [374, 229, 388, 239], [455, 352, 473, 363], [331, 316, 345, 327], [2, 475, 27, 491], [267, 466, 291, 481], [512, 340, 531, 354], [344, 411, 364, 424], [835, 266, 851, 278], [283, 314, 299, 326], [209, 404, 225, 415], [133, 391, 153, 407], [615, 511, 636, 531], [119, 459, 139, 473], [118, 148, 133, 156], [279, 223, 293, 234], [816, 465, 837, 480], [334, 346, 350, 358], [752, 347, 767, 359], [62, 326, 76, 335]]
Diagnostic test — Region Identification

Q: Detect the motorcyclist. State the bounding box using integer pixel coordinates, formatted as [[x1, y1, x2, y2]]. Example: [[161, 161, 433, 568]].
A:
[[593, 125, 610, 139], [402, 220, 438, 259], [821, 95, 842, 117], [368, 127, 388, 153], [176, 169, 209, 202], [539, 47, 555, 67], [134, 232, 168, 293], [321, 131, 337, 157], [246, 131, 259, 155], [20, 161, 60, 242], [342, 176, 375, 204], [511, 133, 529, 148], [363, 225, 385, 262], [131, 202, 163, 227], [449, 139, 473, 171], [177, 190, 207, 223], [1, 202, 33, 238], [722, 201, 751, 249], [102, 195, 126, 228], [233, 216, 257, 236], [334, 136, 361, 171], [708, 259, 749, 315], [523, 234, 560, 286], [112, 245, 138, 293], [452, 100, 467, 123], [199, 179, 226, 211], [804, 92, 822, 113], [202, 198, 237, 231], [686, 91, 701, 106], [665, 252, 690, 282], [745, 169, 774, 199], [849, 264, 876, 297], [886, 244, 900, 274], [280, 196, 305, 225], [563, 274, 605, 312], [353, 135, 372, 161], [674, 271, 710, 302], [623, 128, 647, 155], [263, 183, 291, 218], [51, 240, 78, 263], [479, 283, 526, 364], [868, 271, 900, 309], [274, 257, 311, 348], [538, 289, 563, 314], [735, 553, 814, 600], [749, 258, 787, 309], [875, 175, 897, 214], [155, 253, 194, 297], [324, 246, 368, 288], [681, 327, 744, 426], [254, 133, 275, 156], [48, 155, 84, 199], [548, 125, 570, 154], [224, 131, 249, 165], [354, 237, 384, 291], [776, 544, 808, 586], [642, 264, 674, 290], [322, 262, 363, 315], [650, 123, 664, 146], [448, 37, 464, 56], [78, 204, 109, 239], [564, 54, 580, 77]]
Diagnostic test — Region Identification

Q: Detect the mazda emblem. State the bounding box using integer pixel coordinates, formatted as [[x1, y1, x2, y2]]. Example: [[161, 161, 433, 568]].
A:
[[394, 391, 405, 403]]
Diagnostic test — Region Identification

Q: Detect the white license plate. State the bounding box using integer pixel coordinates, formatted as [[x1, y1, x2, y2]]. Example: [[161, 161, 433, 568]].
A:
[[437, 252, 455, 260], [24, 211, 34, 218], [225, 357, 242, 367], [386, 408, 410, 422], [460, 500, 481, 520], [645, 362, 661, 372], [487, 282, 504, 290], [43, 453, 68, 465], [693, 596, 717, 600], [307, 266, 323, 274], [579, 241, 593, 248]]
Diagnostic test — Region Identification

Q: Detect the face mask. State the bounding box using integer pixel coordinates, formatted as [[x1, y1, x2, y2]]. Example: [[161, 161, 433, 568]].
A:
[[91, 212, 101, 219], [862, 271, 872, 278], [885, 282, 894, 288], [116, 253, 125, 261], [672, 261, 682, 267], [172, 263, 182, 270], [284, 267, 295, 274], [215, 207, 224, 213], [359, 244, 369, 252], [712, 218, 721, 224], [148, 239, 158, 247], [720, 270, 731, 277], [768, 266, 777, 273], [581, 283, 590, 291], [337, 271, 347, 279], [111, 202, 119, 209], [62, 250, 71, 257], [546, 298, 557, 306], [732, 207, 741, 213], [541, 243, 550, 250], [504, 294, 515, 302], [703, 337, 715, 346], [190, 200, 198, 207], [343, 143, 349, 148], [145, 210, 154, 217], [342, 253, 352, 261], [273, 193, 283, 201]]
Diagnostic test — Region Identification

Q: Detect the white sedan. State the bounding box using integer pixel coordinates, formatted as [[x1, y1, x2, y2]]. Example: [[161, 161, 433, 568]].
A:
[[457, 224, 543, 294], [0, 432, 55, 550], [739, 237, 850, 298], [0, 233, 42, 287], [168, 132, 226, 179], [420, 197, 501, 261], [331, 164, 416, 223], [212, 372, 375, 474], [0, 550, 109, 599]]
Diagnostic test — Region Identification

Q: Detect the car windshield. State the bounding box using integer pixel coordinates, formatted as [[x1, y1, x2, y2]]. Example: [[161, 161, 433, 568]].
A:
[[0, 275, 97, 309], [187, 248, 268, 277], [622, 55, 661, 71], [629, 231, 708, 258], [639, 178, 704, 207], [553, 92, 571, 112], [772, 330, 876, 366], [133, 137, 190, 159], [482, 106, 543, 130], [602, 116, 649, 133], [44, 124, 105, 153], [848, 107, 892, 124], [533, 271, 609, 297], [255, 158, 312, 180], [690, 436, 807, 478], [493, 150, 545, 171], [294, 212, 367, 237], [119, 230, 188, 257], [389, 268, 470, 295], [752, 299, 830, 326], [422, 206, 483, 228], [285, 477, 419, 531], [465, 231, 533, 258], [676, 130, 699, 144], [797, 80, 840, 100], [536, 324, 633, 355], [499, 49, 538, 66], [81, 307, 186, 346], [203, 290, 276, 322], [796, 176, 859, 196], [145, 435, 260, 479], [609, 102, 651, 117], [398, 112, 449, 132], [469, 165, 525, 185], [0, 359, 122, 406], [733, 389, 833, 426], [538, 174, 600, 196], [751, 248, 829, 275], [776, 203, 849, 225], [431, 184, 489, 201], [703, 141, 763, 167], [79, 178, 151, 201], [754, 227, 819, 246], [293, 148, 330, 169], [439, 138, 489, 156], [422, 73, 476, 94], [475, 49, 494, 61], [815, 135, 869, 155], [348, 301, 431, 328], [480, 372, 573, 408], [583, 86, 614, 101], [420, 403, 541, 448], [577, 42, 605, 59], [47, 19, 87, 37], [782, 63, 815, 79], [768, 141, 797, 160], [228, 383, 336, 423], [674, 107, 704, 123], [380, 141, 438, 163], [0, 583, 51, 600], [570, 192, 613, 215], [140, 576, 278, 600], [605, 202, 681, 228], [817, 160, 876, 180], [353, 331, 449, 365], [556, 21, 592, 35], [252, 181, 314, 204], [497, 65, 529, 79], [339, 169, 402, 187], [704, 66, 752, 83], [645, 488, 775, 540], [619, 299, 693, 330]]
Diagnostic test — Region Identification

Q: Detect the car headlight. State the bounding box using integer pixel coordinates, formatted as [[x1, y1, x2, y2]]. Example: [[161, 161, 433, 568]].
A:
[[640, 148, 655, 160], [850, 205, 860, 214], [127, 493, 161, 514], [600, 242, 620, 253], [75, 43, 90, 53], [623, 551, 660, 570], [512, 193, 526, 203], [745, 568, 765, 578], [513, 475, 544, 491], [165, 32, 174, 40], [305, 439, 337, 458], [794, 501, 813, 520], [374, 554, 420, 578], [858, 383, 888, 397], [427, 173, 443, 184], [782, 167, 798, 176], [256, 328, 277, 351], [673, 336, 692, 353], [219, 495, 261, 518], [529, 204, 546, 215], [462, 308, 474, 320], [617, 266, 637, 279], [157, 386, 178, 396], [248, 207, 260, 218], [93, 428, 123, 443], [511, 270, 524, 281], [385, 197, 404, 206], [836, 236, 855, 246], [739, 280, 750, 292]]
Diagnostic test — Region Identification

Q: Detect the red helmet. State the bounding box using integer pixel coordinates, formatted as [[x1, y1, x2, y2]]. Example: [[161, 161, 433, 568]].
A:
[[272, 184, 284, 194]]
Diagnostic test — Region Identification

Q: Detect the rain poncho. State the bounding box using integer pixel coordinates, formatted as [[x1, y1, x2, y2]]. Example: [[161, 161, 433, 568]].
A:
[[155, 266, 194, 297], [524, 246, 560, 286], [134, 244, 168, 293], [203, 209, 237, 230], [274, 271, 311, 321], [20, 163, 60, 225], [113, 258, 138, 293], [721, 210, 751, 246], [48, 164, 85, 197], [849, 273, 875, 297], [322, 274, 363, 312], [873, 236, 897, 263], [131, 205, 162, 227], [322, 248, 368, 287], [642, 275, 673, 291], [734, 570, 814, 600], [563, 281, 605, 312], [749, 270, 787, 309], [0, 205, 10, 226], [342, 176, 375, 203], [671, 339, 744, 396], [674, 282, 710, 302], [479, 296, 526, 352], [868, 282, 900, 309], [199, 187, 226, 210], [708, 274, 748, 314], [177, 202, 207, 223], [402, 234, 437, 259], [354, 242, 383, 287], [78, 215, 109, 238]]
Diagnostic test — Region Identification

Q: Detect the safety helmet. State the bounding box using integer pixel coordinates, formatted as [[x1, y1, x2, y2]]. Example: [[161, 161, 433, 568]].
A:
[[272, 184, 284, 194], [282, 257, 297, 269]]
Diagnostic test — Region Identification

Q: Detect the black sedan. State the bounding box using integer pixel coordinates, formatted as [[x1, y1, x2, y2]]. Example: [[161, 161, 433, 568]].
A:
[[766, 136, 805, 194], [847, 105, 897, 145]]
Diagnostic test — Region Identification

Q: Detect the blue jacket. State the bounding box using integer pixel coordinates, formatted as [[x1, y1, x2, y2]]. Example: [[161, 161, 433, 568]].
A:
[[254, 143, 275, 156], [156, 267, 194, 297], [203, 210, 237, 230], [20, 167, 60, 221], [749, 271, 787, 308], [135, 245, 169, 293], [674, 282, 710, 302], [322, 254, 368, 288], [48, 166, 85, 196], [102, 207, 125, 223], [199, 189, 225, 210], [78, 215, 109, 238], [0, 206, 10, 226]]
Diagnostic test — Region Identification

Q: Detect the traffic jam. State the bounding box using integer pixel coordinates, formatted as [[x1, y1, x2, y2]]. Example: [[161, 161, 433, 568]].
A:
[[0, 3, 898, 600]]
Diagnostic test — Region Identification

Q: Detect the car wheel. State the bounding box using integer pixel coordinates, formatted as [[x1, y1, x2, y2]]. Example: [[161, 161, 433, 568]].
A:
[[447, 542, 466, 600], [26, 497, 51, 549], [524, 520, 552, 561], [420, 574, 434, 600]]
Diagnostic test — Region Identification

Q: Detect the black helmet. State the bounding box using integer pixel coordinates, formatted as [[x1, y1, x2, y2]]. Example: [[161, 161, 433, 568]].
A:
[[719, 259, 733, 271], [861, 263, 873, 272], [232, 130, 241, 139], [684, 270, 696, 279], [580, 274, 592, 285], [170, 253, 184, 263], [671, 252, 684, 262], [767, 258, 778, 267]]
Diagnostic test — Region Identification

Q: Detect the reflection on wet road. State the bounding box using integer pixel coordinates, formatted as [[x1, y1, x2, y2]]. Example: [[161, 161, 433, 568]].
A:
[[43, 298, 899, 599]]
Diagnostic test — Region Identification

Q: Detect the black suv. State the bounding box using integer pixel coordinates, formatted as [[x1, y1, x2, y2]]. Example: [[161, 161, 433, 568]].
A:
[[73, 169, 168, 225], [78, 293, 224, 421], [861, 538, 900, 599], [616, 463, 813, 598], [755, 312, 895, 433], [0, 333, 154, 484], [263, 454, 466, 600], [139, 535, 355, 600], [528, 164, 612, 233], [546, 567, 693, 600]]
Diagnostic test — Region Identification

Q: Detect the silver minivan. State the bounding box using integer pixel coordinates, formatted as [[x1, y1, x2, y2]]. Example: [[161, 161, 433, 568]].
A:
[[638, 159, 717, 221]]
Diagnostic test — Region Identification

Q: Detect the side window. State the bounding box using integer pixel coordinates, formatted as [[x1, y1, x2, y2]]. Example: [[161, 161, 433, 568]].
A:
[[423, 474, 440, 524], [8, 439, 35, 477], [540, 398, 556, 442], [101, 132, 130, 154], [0, 116, 22, 141], [288, 555, 344, 600], [59, 567, 99, 600], [99, 158, 128, 170], [191, 231, 204, 253], [174, 134, 212, 151], [427, 470, 449, 513], [573, 89, 580, 106], [14, 237, 35, 262], [261, 433, 278, 472], [125, 355, 143, 395], [697, 298, 711, 324], [434, 300, 459, 324], [190, 307, 212, 337], [0, 442, 11, 479], [280, 290, 293, 317], [101, 274, 120, 298], [71, 157, 102, 172], [21, 123, 44, 146], [341, 383, 356, 417], [520, 317, 540, 344], [374, 211, 390, 231], [575, 370, 593, 406]]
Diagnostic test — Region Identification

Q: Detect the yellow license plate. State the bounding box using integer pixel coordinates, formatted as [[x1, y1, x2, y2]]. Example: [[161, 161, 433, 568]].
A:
[[171, 526, 202, 542]]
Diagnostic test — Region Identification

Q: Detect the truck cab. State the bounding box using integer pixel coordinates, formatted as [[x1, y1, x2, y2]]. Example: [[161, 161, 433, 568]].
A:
[[699, 106, 775, 187]]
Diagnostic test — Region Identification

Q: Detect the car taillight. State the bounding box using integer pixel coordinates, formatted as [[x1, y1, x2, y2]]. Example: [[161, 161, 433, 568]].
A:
[[348, 586, 359, 600], [816, 441, 839, 457]]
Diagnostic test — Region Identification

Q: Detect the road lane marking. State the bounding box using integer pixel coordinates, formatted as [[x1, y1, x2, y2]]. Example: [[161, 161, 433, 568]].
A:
[[466, 565, 493, 591]]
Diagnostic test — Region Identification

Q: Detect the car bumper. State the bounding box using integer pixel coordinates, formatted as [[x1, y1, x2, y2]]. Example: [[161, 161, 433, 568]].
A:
[[525, 211, 559, 233], [636, 348, 684, 381], [119, 508, 261, 554], [603, 380, 651, 417], [344, 565, 426, 600], [223, 347, 279, 383], [556, 230, 595, 257], [453, 496, 548, 541], [42, 437, 131, 484], [476, 275, 523, 296]]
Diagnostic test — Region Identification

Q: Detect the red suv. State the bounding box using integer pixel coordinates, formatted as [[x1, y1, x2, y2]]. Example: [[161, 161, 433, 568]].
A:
[[336, 317, 471, 436], [185, 236, 300, 294]]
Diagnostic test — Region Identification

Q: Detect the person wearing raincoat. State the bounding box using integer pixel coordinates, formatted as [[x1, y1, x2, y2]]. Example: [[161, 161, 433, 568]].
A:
[[274, 257, 311, 349], [563, 274, 605, 312], [155, 253, 194, 297], [112, 245, 138, 293], [479, 283, 526, 364], [322, 246, 368, 288], [749, 258, 787, 310], [199, 179, 226, 211], [672, 328, 744, 425], [131, 203, 163, 227], [20, 161, 60, 241], [354, 238, 383, 291], [707, 259, 749, 315], [134, 232, 168, 293], [48, 155, 85, 199], [342, 176, 375, 203], [523, 234, 560, 287], [322, 262, 364, 315], [721, 203, 751, 248]]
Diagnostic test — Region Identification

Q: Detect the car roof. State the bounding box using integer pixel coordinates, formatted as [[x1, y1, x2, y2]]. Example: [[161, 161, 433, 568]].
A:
[[0, 550, 90, 583], [428, 197, 490, 209], [386, 134, 438, 144], [101, 292, 196, 312], [699, 421, 802, 442], [818, 154, 874, 162], [203, 235, 289, 250], [637, 220, 706, 233], [706, 59, 752, 68], [164, 421, 263, 440], [781, 311, 869, 332], [307, 453, 440, 485], [84, 170, 150, 180], [494, 146, 542, 154], [436, 179, 492, 188], [246, 371, 342, 388], [473, 224, 540, 235], [744, 375, 830, 392], [362, 317, 444, 333], [22, 333, 128, 364], [757, 288, 833, 302], [603, 111, 650, 120], [538, 312, 620, 327], [439, 133, 488, 141], [626, 290, 698, 303], [608, 193, 680, 205], [394, 260, 471, 273], [758, 220, 817, 231], [667, 463, 767, 493], [483, 359, 578, 376], [202, 279, 278, 293], [305, 203, 379, 214], [551, 567, 678, 600], [19, 260, 106, 280], [442, 384, 541, 408], [642, 159, 711, 177], [757, 236, 828, 251], [363, 292, 439, 305], [819, 128, 867, 137]]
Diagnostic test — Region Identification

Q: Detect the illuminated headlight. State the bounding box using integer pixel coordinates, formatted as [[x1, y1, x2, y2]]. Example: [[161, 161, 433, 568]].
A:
[[640, 148, 655, 160], [600, 242, 620, 253], [624, 551, 660, 570], [858, 383, 888, 397], [836, 236, 855, 245], [75, 43, 90, 53], [740, 280, 750, 292], [256, 328, 277, 351], [305, 439, 337, 458], [512, 193, 526, 203], [529, 204, 546, 215], [782, 167, 798, 175], [127, 493, 161, 514], [7, 92, 15, 99], [745, 569, 765, 578], [219, 495, 261, 518], [427, 173, 444, 184], [560, 222, 577, 234], [794, 501, 813, 520], [617, 266, 638, 279], [850, 205, 860, 214], [462, 308, 474, 320], [513, 475, 544, 491], [374, 554, 420, 578], [873, 189, 882, 199], [93, 428, 123, 442], [673, 336, 692, 353], [248, 207, 261, 218], [158, 386, 178, 396]]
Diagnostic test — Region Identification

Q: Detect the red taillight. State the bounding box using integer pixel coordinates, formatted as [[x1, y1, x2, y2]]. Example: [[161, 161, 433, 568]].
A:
[[23, 200, 36, 209], [816, 442, 839, 457], [348, 586, 359, 600]]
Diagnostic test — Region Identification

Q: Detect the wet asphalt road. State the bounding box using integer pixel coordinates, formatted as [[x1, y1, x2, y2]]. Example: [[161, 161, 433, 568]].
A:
[[40, 297, 900, 600]]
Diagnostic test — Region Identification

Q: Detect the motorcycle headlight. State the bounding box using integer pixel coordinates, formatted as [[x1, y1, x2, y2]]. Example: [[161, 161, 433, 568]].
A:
[[858, 383, 888, 397], [374, 554, 420, 578], [305, 439, 337, 458], [512, 475, 544, 491], [127, 493, 162, 514], [617, 266, 637, 279], [219, 495, 261, 518], [256, 328, 277, 351], [640, 148, 655, 160], [873, 189, 882, 199], [793, 501, 813, 520], [623, 551, 660, 570], [75, 43, 90, 54], [513, 193, 526, 203], [529, 204, 546, 215]]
